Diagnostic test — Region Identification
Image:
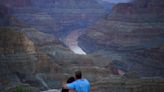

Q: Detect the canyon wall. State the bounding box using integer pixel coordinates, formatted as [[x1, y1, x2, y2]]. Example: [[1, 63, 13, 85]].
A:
[[0, 0, 109, 39], [0, 27, 63, 91], [78, 0, 164, 77]]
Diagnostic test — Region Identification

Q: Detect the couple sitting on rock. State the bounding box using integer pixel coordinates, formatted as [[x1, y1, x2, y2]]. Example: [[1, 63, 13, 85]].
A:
[[62, 71, 90, 92]]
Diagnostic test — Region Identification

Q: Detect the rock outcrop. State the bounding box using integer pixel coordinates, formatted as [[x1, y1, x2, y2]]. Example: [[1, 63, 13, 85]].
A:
[[0, 27, 36, 54], [0, 27, 61, 91], [78, 0, 164, 77]]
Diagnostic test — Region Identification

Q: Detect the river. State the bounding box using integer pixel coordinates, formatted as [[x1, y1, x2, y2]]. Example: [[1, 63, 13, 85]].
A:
[[64, 29, 86, 55]]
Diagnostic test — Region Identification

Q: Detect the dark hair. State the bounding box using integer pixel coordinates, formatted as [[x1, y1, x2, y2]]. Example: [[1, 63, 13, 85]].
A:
[[67, 76, 75, 83], [75, 71, 82, 79], [61, 77, 75, 92]]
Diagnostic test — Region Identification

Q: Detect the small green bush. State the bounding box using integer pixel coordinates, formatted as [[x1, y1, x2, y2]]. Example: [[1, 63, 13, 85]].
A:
[[12, 85, 31, 92]]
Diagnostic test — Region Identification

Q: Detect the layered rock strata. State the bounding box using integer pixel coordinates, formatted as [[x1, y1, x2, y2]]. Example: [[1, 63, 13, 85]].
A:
[[78, 0, 164, 77]]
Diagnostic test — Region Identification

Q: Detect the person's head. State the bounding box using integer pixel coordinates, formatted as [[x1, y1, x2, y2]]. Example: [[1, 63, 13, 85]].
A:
[[67, 76, 75, 83], [75, 70, 82, 79], [61, 77, 75, 92]]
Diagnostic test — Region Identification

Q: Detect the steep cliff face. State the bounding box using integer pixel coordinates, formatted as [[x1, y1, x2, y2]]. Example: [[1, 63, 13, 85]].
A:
[[112, 0, 164, 14], [78, 0, 164, 77], [0, 27, 61, 91], [0, 28, 36, 54], [0, 28, 36, 90]]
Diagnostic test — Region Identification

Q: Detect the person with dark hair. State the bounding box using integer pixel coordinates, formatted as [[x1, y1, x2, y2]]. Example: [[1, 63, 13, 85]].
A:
[[63, 71, 90, 92], [61, 77, 76, 92], [75, 71, 82, 79]]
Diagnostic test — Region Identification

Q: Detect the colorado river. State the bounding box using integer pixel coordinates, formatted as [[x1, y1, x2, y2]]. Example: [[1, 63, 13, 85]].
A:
[[64, 29, 86, 55]]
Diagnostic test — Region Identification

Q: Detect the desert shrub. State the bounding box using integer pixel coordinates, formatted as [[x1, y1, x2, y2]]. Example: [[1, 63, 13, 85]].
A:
[[12, 85, 31, 92]]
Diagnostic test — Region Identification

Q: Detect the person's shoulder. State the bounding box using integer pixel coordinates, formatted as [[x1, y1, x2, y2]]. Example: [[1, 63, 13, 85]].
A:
[[82, 79, 90, 83], [84, 79, 89, 81], [83, 79, 90, 87]]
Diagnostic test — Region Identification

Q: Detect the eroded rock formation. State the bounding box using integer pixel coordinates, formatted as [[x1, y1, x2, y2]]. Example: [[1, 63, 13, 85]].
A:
[[0, 28, 61, 91], [78, 0, 164, 77]]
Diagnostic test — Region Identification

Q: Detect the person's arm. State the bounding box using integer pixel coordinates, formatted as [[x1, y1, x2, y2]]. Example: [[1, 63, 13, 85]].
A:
[[63, 84, 67, 89], [66, 82, 76, 89], [63, 82, 76, 89]]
